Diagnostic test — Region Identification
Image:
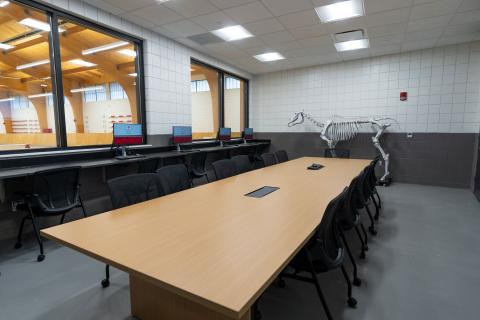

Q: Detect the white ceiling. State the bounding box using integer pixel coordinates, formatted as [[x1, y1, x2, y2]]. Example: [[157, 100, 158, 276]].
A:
[[85, 0, 480, 74]]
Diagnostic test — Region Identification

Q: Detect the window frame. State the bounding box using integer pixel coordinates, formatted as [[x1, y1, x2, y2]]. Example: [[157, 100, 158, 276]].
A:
[[190, 58, 249, 142], [0, 0, 146, 155]]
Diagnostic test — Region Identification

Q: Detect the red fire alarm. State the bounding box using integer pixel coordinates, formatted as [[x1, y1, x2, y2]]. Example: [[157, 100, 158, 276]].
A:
[[400, 92, 408, 101]]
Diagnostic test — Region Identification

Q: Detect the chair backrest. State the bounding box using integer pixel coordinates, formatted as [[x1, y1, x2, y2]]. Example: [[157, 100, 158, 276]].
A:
[[291, 189, 347, 272], [156, 164, 192, 195], [324, 148, 350, 158], [231, 155, 251, 174], [275, 150, 289, 163], [212, 159, 237, 180], [261, 153, 277, 167], [189, 151, 207, 173], [107, 173, 164, 209], [31, 167, 82, 212], [337, 176, 362, 229], [138, 157, 160, 173]]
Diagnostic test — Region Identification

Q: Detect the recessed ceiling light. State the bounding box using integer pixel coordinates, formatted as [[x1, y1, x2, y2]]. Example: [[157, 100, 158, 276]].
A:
[[118, 49, 137, 57], [0, 1, 10, 8], [20, 18, 52, 32], [0, 97, 14, 103], [16, 59, 50, 70], [28, 92, 52, 99], [128, 73, 138, 77], [335, 39, 369, 52], [69, 59, 97, 67], [0, 43, 14, 50], [70, 86, 104, 93], [211, 25, 253, 42], [82, 41, 129, 55], [315, 0, 364, 23], [40, 84, 48, 87], [254, 52, 285, 62]]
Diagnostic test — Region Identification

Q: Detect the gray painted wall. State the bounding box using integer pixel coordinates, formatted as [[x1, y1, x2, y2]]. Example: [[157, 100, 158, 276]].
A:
[[256, 132, 476, 188]]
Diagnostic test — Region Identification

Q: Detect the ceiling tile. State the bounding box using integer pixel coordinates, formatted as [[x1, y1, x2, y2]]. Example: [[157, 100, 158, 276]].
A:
[[261, 0, 315, 16], [298, 34, 333, 48], [243, 45, 274, 55], [223, 2, 273, 24], [458, 0, 480, 12], [364, 0, 413, 14], [407, 14, 452, 32], [208, 0, 258, 10], [437, 33, 480, 46], [339, 49, 370, 60], [129, 3, 184, 25], [162, 20, 207, 38], [443, 22, 480, 37], [365, 8, 410, 27], [260, 30, 295, 45], [276, 10, 320, 30], [245, 18, 285, 35], [410, 0, 462, 20], [84, 0, 124, 15], [402, 38, 437, 51], [370, 33, 406, 46], [404, 28, 443, 41], [289, 24, 329, 40], [368, 23, 408, 38], [450, 10, 480, 25], [268, 40, 305, 51], [121, 13, 156, 29], [104, 0, 157, 13], [191, 11, 237, 30], [231, 37, 267, 49], [164, 0, 218, 18], [369, 44, 402, 56]]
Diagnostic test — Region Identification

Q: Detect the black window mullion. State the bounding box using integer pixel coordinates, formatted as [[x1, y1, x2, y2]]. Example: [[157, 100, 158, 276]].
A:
[[244, 80, 249, 128], [135, 42, 147, 143], [219, 71, 225, 128], [48, 13, 67, 148]]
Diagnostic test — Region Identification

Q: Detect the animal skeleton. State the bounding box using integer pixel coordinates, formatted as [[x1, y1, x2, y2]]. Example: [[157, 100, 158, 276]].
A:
[[288, 111, 396, 184]]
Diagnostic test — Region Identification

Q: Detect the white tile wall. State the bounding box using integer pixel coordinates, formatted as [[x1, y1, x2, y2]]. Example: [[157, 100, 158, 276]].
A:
[[40, 0, 252, 136], [252, 42, 480, 133]]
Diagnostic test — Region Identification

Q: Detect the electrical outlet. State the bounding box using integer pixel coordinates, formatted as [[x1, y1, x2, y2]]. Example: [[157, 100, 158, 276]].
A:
[[407, 132, 414, 138]]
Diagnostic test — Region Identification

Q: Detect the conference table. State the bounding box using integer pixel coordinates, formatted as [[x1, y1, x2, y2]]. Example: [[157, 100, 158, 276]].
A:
[[41, 157, 371, 320]]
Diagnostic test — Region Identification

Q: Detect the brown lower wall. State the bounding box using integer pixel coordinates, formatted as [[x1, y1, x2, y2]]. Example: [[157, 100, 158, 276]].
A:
[[255, 132, 477, 189]]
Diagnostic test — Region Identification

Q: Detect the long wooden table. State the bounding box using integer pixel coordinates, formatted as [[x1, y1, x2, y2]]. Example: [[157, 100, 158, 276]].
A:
[[41, 157, 371, 320]]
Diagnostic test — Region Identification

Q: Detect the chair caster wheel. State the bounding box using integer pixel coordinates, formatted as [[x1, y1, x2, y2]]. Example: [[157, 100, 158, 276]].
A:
[[353, 278, 362, 287], [369, 227, 377, 235], [14, 242, 22, 249], [276, 278, 286, 288], [359, 252, 366, 259], [101, 279, 110, 288], [347, 297, 357, 308], [254, 310, 262, 320], [37, 254, 45, 262]]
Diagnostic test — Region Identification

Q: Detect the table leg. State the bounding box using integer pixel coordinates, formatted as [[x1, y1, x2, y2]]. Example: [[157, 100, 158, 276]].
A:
[[130, 275, 251, 320]]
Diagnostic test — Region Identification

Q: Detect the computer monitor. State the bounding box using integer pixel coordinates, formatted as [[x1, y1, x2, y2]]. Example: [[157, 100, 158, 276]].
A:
[[218, 128, 231, 141], [244, 128, 254, 140], [113, 123, 143, 146], [172, 126, 193, 144]]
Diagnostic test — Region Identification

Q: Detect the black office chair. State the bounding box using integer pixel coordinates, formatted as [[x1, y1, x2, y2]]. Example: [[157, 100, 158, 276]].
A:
[[324, 148, 350, 158], [187, 151, 209, 184], [355, 167, 378, 236], [14, 167, 87, 262], [261, 153, 277, 167], [275, 150, 289, 163], [366, 157, 382, 220], [231, 155, 252, 174], [156, 164, 192, 195], [103, 173, 164, 288], [137, 157, 161, 173], [281, 188, 357, 320], [212, 159, 237, 180]]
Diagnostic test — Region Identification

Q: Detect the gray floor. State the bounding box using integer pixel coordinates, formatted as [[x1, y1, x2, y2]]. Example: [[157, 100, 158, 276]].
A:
[[1, 183, 480, 320]]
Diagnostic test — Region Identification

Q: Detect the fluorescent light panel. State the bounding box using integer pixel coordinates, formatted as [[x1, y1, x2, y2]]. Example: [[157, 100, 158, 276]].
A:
[[0, 97, 14, 103], [118, 49, 137, 57], [69, 59, 97, 67], [211, 25, 253, 42], [28, 93, 52, 98], [20, 18, 51, 32], [0, 1, 10, 8], [16, 59, 49, 70], [70, 86, 104, 93], [335, 39, 369, 52], [128, 73, 137, 77], [254, 52, 285, 62], [82, 41, 129, 55], [0, 43, 14, 50], [315, 0, 364, 23]]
